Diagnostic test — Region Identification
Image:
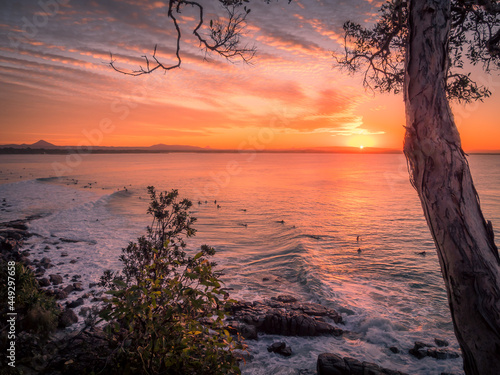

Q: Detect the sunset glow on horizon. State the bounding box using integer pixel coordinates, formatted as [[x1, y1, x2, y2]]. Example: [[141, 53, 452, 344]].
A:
[[1, 1, 499, 151]]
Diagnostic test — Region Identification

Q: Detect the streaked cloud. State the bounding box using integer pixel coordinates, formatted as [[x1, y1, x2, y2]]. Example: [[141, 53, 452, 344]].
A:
[[1, 0, 496, 150]]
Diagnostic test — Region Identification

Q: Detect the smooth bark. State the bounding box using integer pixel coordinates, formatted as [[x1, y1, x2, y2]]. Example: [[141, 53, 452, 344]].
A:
[[403, 1, 500, 374]]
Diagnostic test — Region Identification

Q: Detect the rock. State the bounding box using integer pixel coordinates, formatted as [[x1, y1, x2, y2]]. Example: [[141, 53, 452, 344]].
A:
[[58, 308, 78, 328], [89, 282, 97, 288], [35, 268, 46, 277], [55, 290, 68, 300], [40, 257, 51, 267], [63, 285, 75, 294], [389, 346, 400, 354], [67, 298, 84, 308], [73, 282, 84, 291], [267, 342, 293, 357], [273, 295, 298, 303], [317, 353, 347, 375], [429, 348, 460, 360], [239, 323, 258, 340], [38, 277, 50, 287], [230, 298, 343, 338], [409, 342, 460, 360], [61, 251, 69, 257], [317, 353, 408, 375], [49, 274, 63, 285], [79, 307, 91, 317], [69, 259, 77, 264], [434, 338, 450, 347]]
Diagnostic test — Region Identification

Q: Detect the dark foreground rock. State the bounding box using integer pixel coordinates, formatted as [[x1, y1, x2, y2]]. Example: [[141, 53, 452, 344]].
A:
[[229, 296, 343, 339], [59, 308, 78, 328], [268, 342, 293, 357], [317, 353, 409, 375], [409, 341, 460, 360]]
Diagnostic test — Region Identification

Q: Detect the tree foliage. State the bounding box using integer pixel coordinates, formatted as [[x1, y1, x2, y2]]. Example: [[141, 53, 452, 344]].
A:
[[335, 0, 500, 103], [100, 186, 242, 375]]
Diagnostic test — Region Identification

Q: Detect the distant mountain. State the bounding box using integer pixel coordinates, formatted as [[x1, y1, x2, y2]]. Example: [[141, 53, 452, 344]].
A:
[[30, 140, 59, 149], [0, 140, 207, 153], [0, 140, 60, 149]]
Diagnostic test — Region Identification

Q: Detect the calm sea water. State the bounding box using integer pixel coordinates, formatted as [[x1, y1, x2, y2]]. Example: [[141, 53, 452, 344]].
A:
[[1, 153, 499, 375]]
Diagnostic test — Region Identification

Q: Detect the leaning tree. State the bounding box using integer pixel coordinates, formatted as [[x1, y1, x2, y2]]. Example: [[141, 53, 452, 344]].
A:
[[109, 1, 500, 373]]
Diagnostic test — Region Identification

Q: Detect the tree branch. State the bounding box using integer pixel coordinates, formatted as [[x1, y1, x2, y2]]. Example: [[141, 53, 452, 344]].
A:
[[109, 0, 256, 76]]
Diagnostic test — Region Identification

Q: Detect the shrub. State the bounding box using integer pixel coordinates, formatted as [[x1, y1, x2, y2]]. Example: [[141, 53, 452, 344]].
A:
[[100, 186, 243, 375], [0, 260, 59, 337]]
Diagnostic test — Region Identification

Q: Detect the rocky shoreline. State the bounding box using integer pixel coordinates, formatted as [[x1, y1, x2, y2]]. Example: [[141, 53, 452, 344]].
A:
[[1, 216, 462, 375]]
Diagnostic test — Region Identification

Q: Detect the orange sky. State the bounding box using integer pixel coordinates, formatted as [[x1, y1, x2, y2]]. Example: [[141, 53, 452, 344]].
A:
[[0, 1, 499, 151]]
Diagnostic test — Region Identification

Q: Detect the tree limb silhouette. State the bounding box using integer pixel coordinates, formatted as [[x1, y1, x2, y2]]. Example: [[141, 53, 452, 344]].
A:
[[109, 0, 256, 76]]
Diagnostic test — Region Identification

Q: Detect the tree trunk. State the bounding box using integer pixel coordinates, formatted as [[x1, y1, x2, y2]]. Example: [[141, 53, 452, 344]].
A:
[[403, 1, 500, 374]]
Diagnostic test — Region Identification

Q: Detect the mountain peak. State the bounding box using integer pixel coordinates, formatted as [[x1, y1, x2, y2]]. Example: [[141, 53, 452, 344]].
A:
[[31, 140, 56, 148]]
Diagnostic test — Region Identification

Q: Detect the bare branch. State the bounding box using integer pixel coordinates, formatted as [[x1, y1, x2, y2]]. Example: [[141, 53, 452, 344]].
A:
[[108, 0, 255, 76]]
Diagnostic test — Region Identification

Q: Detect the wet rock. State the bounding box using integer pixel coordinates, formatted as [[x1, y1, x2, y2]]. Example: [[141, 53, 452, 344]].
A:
[[317, 353, 408, 375], [41, 257, 52, 267], [230, 298, 343, 338], [73, 282, 84, 291], [55, 290, 68, 300], [61, 251, 69, 257], [79, 307, 91, 317], [35, 267, 46, 276], [389, 346, 400, 354], [49, 274, 63, 285], [273, 295, 298, 303], [67, 298, 84, 308], [38, 277, 50, 287], [268, 342, 293, 357], [409, 342, 460, 360], [58, 308, 78, 328], [238, 323, 259, 340], [63, 285, 75, 294], [89, 282, 97, 288], [430, 348, 460, 360], [0, 228, 26, 240], [69, 259, 77, 264], [434, 338, 450, 347]]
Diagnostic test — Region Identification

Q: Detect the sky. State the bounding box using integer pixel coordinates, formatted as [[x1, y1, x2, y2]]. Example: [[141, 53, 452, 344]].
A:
[[0, 0, 499, 151]]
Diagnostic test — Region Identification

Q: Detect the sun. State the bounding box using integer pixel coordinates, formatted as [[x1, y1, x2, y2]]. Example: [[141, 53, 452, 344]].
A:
[[360, 145, 364, 149]]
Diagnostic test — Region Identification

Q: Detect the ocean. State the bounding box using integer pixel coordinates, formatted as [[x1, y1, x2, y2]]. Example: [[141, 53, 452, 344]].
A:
[[1, 153, 499, 374]]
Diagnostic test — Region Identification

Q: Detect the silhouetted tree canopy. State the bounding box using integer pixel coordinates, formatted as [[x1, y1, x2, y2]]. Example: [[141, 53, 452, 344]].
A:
[[336, 0, 500, 103]]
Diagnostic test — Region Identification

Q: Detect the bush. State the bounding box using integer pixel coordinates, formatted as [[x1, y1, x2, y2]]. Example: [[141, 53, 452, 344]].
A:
[[100, 186, 243, 375], [0, 260, 59, 337]]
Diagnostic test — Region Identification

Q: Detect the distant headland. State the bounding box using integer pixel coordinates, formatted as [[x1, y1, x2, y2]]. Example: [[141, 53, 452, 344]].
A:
[[1, 140, 498, 155], [0, 140, 402, 154]]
